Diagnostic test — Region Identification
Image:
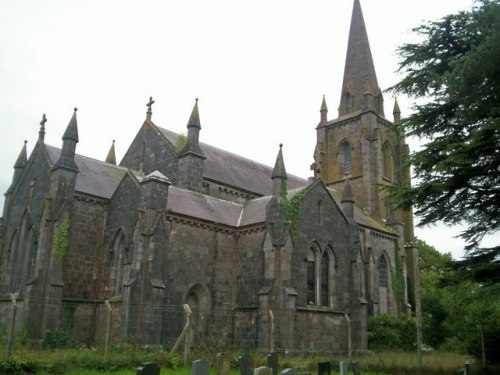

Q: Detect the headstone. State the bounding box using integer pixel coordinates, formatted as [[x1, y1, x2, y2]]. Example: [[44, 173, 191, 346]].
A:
[[352, 361, 360, 375], [254, 366, 273, 375], [136, 362, 160, 375], [267, 353, 278, 375], [192, 359, 210, 375], [281, 369, 298, 375], [317, 362, 330, 375], [464, 361, 470, 375], [239, 354, 253, 375], [339, 361, 349, 375], [216, 353, 231, 375]]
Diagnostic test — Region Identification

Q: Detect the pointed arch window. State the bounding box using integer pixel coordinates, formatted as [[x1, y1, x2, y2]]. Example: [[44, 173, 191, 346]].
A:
[[382, 141, 394, 180], [340, 140, 353, 176], [321, 252, 329, 306], [306, 248, 316, 305], [378, 256, 387, 288], [112, 231, 127, 294]]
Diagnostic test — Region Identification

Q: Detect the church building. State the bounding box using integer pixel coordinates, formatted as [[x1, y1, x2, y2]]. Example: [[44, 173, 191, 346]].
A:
[[0, 0, 419, 352]]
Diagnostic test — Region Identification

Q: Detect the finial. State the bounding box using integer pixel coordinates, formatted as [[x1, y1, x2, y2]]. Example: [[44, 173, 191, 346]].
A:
[[279, 143, 283, 148], [146, 96, 155, 120], [195, 98, 199, 103], [24, 140, 27, 144], [74, 107, 78, 112], [39, 114, 47, 141]]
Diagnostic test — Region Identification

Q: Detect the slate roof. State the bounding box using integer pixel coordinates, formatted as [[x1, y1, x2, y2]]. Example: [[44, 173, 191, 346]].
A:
[[156, 127, 308, 196], [45, 145, 127, 199]]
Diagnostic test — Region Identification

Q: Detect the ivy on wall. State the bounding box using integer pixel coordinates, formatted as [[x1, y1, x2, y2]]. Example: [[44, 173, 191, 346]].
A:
[[281, 181, 310, 242], [53, 215, 69, 259], [174, 133, 189, 155]]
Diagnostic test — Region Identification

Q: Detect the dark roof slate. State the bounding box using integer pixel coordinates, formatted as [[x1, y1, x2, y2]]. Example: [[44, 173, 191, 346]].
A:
[[157, 127, 308, 196], [45, 145, 127, 199]]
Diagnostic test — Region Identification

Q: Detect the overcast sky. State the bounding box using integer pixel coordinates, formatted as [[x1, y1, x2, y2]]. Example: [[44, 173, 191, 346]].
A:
[[1, 0, 496, 259]]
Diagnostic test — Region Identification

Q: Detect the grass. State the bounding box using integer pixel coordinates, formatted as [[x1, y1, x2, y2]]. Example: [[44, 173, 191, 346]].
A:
[[0, 344, 495, 375]]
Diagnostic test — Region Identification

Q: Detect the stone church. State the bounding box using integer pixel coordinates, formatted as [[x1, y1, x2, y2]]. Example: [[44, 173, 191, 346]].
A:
[[0, 0, 419, 352]]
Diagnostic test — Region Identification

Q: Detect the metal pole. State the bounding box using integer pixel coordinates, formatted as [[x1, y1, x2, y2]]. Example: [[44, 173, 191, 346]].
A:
[[104, 300, 113, 362], [183, 304, 192, 367], [5, 294, 17, 361], [269, 310, 275, 353], [344, 313, 351, 361]]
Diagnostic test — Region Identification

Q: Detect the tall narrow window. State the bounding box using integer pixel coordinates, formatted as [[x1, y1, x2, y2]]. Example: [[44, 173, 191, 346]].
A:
[[113, 232, 127, 294], [340, 140, 353, 176], [382, 141, 394, 180], [378, 256, 387, 288], [321, 252, 329, 307], [318, 200, 323, 225], [306, 248, 316, 305]]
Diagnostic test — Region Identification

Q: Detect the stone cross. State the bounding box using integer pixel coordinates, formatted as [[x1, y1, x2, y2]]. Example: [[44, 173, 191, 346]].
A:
[[146, 96, 155, 119], [39, 113, 47, 141]]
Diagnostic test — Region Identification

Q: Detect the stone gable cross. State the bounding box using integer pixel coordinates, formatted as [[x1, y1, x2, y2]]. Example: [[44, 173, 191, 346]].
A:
[[39, 113, 47, 141], [146, 96, 155, 119]]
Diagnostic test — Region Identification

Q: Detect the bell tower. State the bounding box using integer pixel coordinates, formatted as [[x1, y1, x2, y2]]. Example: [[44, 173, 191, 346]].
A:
[[312, 0, 407, 226]]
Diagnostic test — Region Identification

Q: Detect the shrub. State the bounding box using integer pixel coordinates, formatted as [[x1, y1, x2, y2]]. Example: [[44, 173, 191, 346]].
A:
[[42, 329, 79, 350], [368, 314, 417, 351]]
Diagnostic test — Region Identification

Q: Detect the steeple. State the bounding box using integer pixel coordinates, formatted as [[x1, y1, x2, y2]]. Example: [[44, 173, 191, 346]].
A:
[[320, 95, 328, 125], [338, 0, 382, 117], [53, 108, 79, 171], [13, 140, 28, 183], [176, 99, 206, 193], [179, 99, 204, 157], [393, 98, 401, 123], [105, 140, 116, 165], [272, 144, 287, 181]]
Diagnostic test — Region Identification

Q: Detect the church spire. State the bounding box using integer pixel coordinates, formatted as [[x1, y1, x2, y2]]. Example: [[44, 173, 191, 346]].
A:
[[338, 0, 382, 117], [53, 108, 79, 171], [393, 98, 401, 123], [179, 98, 204, 157], [271, 144, 287, 197], [13, 140, 28, 183], [320, 95, 328, 125], [105, 140, 116, 165]]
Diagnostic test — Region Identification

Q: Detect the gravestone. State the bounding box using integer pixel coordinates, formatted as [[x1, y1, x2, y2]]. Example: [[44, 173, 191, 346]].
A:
[[281, 369, 298, 375], [267, 353, 278, 375], [255, 366, 273, 375], [239, 354, 253, 375], [216, 353, 231, 375], [339, 361, 349, 375], [317, 362, 330, 375], [136, 362, 160, 375], [352, 361, 360, 375], [192, 359, 210, 375]]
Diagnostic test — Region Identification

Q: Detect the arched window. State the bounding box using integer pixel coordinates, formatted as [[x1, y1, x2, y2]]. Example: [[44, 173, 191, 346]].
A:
[[112, 231, 127, 294], [382, 141, 394, 180], [378, 256, 387, 288], [340, 140, 353, 176], [321, 252, 329, 307], [306, 248, 316, 305]]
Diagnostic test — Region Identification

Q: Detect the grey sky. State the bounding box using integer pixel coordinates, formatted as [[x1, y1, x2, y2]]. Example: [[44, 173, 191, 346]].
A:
[[2, 0, 496, 258]]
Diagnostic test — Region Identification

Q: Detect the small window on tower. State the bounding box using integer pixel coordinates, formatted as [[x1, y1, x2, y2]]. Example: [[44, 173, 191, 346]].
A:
[[340, 140, 353, 176], [345, 92, 353, 114]]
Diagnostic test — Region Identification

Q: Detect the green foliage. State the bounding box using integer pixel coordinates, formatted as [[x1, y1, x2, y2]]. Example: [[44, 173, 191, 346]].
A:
[[53, 215, 69, 259], [174, 133, 189, 155], [387, 0, 500, 251], [42, 329, 79, 349], [368, 314, 417, 352], [283, 186, 309, 241]]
